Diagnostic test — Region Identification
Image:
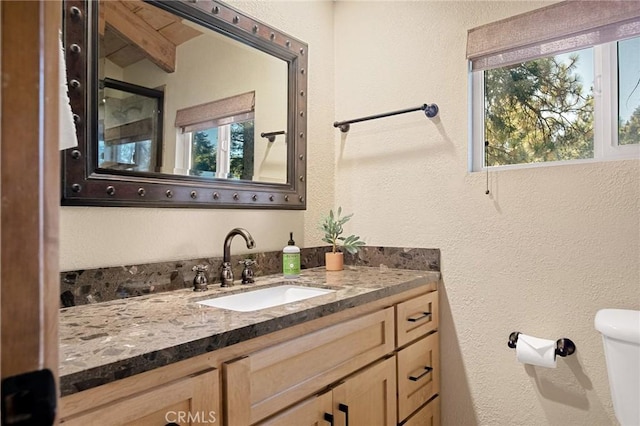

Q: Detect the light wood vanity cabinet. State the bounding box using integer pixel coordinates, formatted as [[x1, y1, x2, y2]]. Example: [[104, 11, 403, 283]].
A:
[[228, 289, 440, 426], [396, 291, 438, 347], [403, 395, 441, 426], [395, 291, 440, 425], [258, 357, 396, 426], [60, 368, 219, 426], [224, 307, 395, 424], [59, 286, 439, 426], [256, 391, 333, 426], [397, 332, 440, 422], [330, 356, 397, 426]]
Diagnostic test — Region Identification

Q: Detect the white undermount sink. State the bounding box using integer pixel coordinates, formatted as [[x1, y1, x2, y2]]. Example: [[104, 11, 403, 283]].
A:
[[197, 284, 335, 312]]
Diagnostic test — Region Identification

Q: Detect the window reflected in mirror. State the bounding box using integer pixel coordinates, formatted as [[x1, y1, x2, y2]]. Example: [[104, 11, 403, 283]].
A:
[[184, 116, 255, 180], [175, 91, 255, 180], [98, 0, 288, 184]]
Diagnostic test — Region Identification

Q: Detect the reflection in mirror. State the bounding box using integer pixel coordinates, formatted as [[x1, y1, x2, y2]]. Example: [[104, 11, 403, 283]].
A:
[[98, 0, 288, 183], [61, 0, 307, 208], [99, 78, 163, 173], [174, 91, 256, 181], [183, 107, 255, 181]]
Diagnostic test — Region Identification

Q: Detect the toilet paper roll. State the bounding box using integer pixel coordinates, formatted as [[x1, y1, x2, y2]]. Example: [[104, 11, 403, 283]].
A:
[[516, 333, 557, 368]]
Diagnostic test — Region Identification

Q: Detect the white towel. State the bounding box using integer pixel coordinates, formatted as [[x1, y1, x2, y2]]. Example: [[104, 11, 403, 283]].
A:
[[59, 33, 78, 150]]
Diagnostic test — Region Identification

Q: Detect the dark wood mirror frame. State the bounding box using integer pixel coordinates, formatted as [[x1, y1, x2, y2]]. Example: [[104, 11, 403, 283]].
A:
[[61, 0, 307, 209]]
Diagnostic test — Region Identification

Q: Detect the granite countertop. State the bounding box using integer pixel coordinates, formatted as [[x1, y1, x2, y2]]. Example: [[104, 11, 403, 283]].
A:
[[59, 265, 440, 396]]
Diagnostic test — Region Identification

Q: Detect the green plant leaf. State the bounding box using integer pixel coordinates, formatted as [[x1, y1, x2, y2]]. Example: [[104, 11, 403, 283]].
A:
[[319, 207, 365, 254]]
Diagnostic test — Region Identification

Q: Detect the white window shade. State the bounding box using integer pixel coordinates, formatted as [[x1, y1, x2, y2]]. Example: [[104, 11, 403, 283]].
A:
[[467, 0, 640, 71], [175, 91, 255, 131]]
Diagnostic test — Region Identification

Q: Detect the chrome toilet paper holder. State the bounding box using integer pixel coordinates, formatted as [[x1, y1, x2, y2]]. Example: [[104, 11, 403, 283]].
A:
[[507, 331, 576, 357]]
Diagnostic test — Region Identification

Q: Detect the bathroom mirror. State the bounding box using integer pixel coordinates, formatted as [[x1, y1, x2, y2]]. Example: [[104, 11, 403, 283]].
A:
[[62, 0, 307, 208]]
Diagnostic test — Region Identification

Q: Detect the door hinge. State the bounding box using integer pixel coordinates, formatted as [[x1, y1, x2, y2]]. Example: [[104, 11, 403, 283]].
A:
[[2, 369, 56, 425]]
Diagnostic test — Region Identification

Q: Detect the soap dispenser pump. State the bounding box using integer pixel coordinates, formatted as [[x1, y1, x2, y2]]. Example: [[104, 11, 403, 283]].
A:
[[283, 232, 300, 279]]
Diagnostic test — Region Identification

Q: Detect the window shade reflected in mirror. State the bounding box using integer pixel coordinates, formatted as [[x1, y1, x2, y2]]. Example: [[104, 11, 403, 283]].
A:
[[174, 92, 258, 181]]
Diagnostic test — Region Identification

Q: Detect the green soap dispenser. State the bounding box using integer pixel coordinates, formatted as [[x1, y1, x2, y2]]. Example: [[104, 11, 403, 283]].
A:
[[283, 232, 300, 279]]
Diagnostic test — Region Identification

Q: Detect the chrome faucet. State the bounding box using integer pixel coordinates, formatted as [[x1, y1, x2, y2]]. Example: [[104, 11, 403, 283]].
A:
[[220, 228, 255, 287]]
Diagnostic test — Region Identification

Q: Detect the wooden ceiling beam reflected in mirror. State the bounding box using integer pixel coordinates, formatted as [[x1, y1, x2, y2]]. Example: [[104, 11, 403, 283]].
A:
[[102, 0, 177, 73], [61, 0, 307, 209]]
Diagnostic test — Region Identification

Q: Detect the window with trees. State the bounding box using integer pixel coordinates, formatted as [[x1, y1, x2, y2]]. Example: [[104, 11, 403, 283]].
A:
[[467, 2, 640, 171], [174, 92, 255, 180], [187, 116, 254, 180], [618, 37, 640, 146]]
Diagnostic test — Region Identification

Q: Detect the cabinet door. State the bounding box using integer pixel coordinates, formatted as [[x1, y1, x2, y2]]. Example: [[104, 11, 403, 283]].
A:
[[331, 357, 397, 426], [60, 368, 219, 426], [224, 307, 395, 425], [257, 391, 333, 426], [403, 396, 440, 426]]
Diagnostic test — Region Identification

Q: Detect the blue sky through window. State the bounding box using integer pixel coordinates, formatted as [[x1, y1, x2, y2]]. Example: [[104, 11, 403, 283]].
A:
[[556, 47, 594, 102]]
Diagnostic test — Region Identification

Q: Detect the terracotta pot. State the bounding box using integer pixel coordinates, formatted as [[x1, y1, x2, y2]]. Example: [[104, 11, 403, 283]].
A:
[[325, 252, 344, 271]]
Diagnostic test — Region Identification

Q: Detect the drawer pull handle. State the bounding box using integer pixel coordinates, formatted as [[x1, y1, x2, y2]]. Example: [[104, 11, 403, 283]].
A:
[[407, 312, 431, 322], [338, 403, 349, 426], [409, 366, 433, 381], [324, 412, 334, 425]]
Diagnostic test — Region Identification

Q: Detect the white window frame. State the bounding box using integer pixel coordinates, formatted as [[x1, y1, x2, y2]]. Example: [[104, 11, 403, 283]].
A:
[[470, 40, 640, 172], [215, 124, 231, 179], [174, 131, 192, 175], [175, 125, 232, 178], [175, 112, 254, 178], [174, 91, 255, 177]]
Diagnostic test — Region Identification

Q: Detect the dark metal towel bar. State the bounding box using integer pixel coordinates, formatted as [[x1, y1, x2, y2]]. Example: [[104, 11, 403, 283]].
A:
[[333, 103, 439, 133], [260, 130, 285, 142]]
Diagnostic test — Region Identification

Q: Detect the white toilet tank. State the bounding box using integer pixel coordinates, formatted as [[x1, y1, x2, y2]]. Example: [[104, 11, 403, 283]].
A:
[[595, 309, 640, 426]]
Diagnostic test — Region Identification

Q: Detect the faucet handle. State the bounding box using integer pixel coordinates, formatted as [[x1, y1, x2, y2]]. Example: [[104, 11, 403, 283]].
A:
[[192, 264, 209, 292], [239, 259, 256, 284], [192, 264, 208, 272]]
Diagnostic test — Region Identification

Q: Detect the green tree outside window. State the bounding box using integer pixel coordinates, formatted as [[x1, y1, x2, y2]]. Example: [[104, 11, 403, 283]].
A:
[[484, 54, 594, 166]]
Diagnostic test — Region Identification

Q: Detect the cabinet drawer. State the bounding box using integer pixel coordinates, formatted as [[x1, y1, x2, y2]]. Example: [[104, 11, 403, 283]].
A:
[[403, 395, 440, 426], [224, 307, 395, 425], [60, 368, 219, 426], [396, 291, 438, 347], [257, 391, 333, 426], [397, 332, 440, 422]]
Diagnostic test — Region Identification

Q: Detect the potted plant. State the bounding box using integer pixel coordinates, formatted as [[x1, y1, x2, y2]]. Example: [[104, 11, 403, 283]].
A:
[[320, 207, 365, 271]]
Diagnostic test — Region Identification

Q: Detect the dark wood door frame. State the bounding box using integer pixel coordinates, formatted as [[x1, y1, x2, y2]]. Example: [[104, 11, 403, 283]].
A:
[[1, 0, 61, 422]]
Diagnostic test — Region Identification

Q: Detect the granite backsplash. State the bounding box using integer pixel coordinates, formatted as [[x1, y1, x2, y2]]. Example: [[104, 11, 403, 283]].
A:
[[60, 246, 440, 307]]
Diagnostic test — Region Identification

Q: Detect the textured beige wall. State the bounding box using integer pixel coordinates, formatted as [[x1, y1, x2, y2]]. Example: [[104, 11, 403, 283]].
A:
[[60, 1, 640, 425], [60, 1, 336, 270], [333, 1, 639, 425]]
